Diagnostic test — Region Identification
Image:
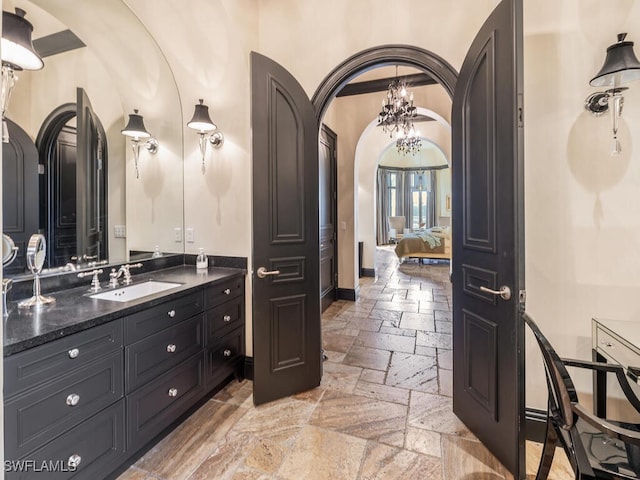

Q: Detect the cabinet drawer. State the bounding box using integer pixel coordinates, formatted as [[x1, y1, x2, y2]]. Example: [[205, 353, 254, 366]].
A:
[[205, 296, 244, 343], [5, 321, 123, 398], [204, 276, 244, 309], [205, 327, 244, 388], [127, 352, 204, 451], [6, 401, 126, 480], [596, 328, 640, 369], [5, 351, 123, 459], [124, 290, 203, 344], [126, 314, 204, 393]]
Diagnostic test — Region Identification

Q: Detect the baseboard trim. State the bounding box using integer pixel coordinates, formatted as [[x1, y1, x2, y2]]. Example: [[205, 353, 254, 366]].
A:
[[337, 288, 357, 301], [244, 356, 254, 380], [361, 268, 375, 278], [525, 407, 547, 443]]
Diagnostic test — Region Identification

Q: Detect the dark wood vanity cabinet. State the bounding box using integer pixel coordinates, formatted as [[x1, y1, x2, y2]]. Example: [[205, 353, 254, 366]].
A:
[[4, 321, 125, 479], [4, 272, 246, 480], [124, 291, 206, 452]]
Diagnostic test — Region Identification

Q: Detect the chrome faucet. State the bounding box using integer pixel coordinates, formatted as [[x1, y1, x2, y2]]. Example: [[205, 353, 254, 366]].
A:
[[2, 278, 12, 318], [109, 263, 143, 288]]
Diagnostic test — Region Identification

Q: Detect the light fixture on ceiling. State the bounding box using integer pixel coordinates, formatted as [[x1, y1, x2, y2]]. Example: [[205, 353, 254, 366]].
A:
[[377, 66, 417, 137], [395, 122, 422, 156], [121, 109, 158, 179], [1, 8, 44, 143], [187, 99, 224, 174], [585, 33, 640, 155]]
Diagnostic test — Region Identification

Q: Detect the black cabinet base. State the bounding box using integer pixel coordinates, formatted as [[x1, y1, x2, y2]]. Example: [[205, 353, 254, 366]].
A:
[[105, 373, 239, 480]]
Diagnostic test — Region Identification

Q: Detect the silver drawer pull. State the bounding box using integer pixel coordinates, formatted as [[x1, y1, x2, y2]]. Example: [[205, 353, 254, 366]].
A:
[[168, 388, 178, 397], [168, 310, 176, 318], [167, 344, 177, 353], [223, 349, 232, 357], [66, 393, 80, 406], [68, 348, 80, 359], [67, 454, 82, 469], [223, 315, 232, 322], [223, 288, 231, 295], [602, 341, 614, 348]]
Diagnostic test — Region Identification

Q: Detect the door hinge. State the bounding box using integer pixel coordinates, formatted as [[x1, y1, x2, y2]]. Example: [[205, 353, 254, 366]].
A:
[[517, 93, 524, 128], [518, 289, 526, 304], [333, 231, 337, 241]]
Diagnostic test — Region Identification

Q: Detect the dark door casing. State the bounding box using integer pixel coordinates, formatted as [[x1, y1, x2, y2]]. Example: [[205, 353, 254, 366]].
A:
[[319, 124, 338, 312], [251, 52, 322, 405], [451, 0, 525, 478]]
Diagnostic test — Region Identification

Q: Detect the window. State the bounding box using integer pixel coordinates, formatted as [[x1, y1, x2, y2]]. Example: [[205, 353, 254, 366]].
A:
[[409, 171, 430, 229], [387, 171, 400, 216]]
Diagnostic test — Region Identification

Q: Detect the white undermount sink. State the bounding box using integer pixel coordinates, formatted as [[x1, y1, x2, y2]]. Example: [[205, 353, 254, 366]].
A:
[[89, 280, 182, 302]]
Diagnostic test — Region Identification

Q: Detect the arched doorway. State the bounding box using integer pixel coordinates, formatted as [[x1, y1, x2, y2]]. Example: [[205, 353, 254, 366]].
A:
[[311, 45, 457, 302]]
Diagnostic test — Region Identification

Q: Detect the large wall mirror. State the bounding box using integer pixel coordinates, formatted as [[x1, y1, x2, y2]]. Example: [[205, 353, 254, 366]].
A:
[[3, 0, 184, 277]]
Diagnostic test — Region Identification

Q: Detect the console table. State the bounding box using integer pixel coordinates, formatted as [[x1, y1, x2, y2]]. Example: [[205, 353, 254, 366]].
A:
[[592, 318, 640, 418]]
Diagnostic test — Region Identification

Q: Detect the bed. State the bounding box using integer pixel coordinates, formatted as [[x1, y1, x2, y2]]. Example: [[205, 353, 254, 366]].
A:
[[394, 227, 451, 261]]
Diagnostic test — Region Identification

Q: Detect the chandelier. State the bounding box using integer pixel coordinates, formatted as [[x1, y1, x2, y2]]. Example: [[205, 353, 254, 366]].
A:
[[395, 122, 422, 156], [377, 68, 417, 137]]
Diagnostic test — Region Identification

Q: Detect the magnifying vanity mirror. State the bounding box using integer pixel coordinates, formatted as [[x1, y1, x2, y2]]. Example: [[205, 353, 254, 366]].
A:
[[17, 233, 55, 308], [2, 0, 184, 280]]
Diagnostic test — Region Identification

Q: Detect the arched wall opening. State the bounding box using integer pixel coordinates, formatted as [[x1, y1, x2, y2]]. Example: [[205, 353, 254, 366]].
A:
[[312, 46, 457, 291], [354, 107, 452, 271]]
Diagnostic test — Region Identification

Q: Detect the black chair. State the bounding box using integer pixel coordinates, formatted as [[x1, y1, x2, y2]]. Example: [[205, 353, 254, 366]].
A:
[[525, 312, 640, 479]]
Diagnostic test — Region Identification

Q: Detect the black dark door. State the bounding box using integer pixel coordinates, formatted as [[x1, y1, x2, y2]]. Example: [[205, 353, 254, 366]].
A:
[[76, 87, 107, 262], [50, 123, 77, 266], [319, 124, 337, 312], [251, 52, 322, 405], [451, 0, 525, 478], [2, 119, 39, 274]]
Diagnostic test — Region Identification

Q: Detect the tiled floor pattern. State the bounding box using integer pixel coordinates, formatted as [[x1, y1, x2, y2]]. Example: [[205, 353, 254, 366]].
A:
[[119, 247, 573, 480]]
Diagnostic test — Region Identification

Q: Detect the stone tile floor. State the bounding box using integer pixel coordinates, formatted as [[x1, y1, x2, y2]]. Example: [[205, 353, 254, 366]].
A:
[[119, 247, 572, 480]]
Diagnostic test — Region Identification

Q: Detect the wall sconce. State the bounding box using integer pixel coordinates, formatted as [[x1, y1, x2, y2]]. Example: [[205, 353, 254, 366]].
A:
[[121, 109, 158, 179], [187, 99, 224, 174], [585, 33, 640, 155], [1, 8, 44, 143]]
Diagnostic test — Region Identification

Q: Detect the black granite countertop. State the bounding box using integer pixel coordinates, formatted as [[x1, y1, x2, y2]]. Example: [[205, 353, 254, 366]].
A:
[[3, 266, 246, 356]]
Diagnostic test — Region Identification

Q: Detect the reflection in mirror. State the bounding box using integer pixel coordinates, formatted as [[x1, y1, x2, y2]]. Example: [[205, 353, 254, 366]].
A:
[[3, 0, 184, 280], [2, 233, 18, 266]]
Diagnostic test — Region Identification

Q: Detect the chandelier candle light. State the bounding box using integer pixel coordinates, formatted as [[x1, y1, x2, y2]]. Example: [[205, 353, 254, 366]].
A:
[[377, 67, 421, 155]]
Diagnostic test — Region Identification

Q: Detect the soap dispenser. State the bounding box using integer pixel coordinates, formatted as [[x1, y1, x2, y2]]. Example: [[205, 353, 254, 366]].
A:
[[196, 248, 208, 270]]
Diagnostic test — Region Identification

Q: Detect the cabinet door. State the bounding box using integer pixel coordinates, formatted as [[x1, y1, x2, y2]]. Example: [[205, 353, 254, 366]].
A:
[[125, 314, 204, 393], [124, 291, 203, 344], [205, 327, 244, 389], [126, 352, 204, 452], [5, 352, 123, 460], [5, 401, 125, 480], [5, 321, 123, 398]]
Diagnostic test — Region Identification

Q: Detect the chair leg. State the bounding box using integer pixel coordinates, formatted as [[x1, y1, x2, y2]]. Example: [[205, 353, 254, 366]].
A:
[[536, 416, 559, 480]]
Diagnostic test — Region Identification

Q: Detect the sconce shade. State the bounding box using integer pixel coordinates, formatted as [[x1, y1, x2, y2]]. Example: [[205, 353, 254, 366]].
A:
[[121, 109, 151, 139], [590, 33, 640, 87], [187, 99, 217, 133], [1, 8, 43, 71]]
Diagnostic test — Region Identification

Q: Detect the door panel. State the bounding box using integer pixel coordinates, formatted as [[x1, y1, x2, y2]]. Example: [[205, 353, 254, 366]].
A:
[[2, 120, 38, 274], [319, 125, 337, 311], [76, 87, 107, 262], [452, 0, 525, 478], [251, 52, 321, 405]]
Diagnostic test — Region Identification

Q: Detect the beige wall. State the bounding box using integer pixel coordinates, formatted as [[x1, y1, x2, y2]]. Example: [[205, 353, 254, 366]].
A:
[[7, 0, 638, 416], [524, 0, 640, 412], [324, 84, 453, 283]]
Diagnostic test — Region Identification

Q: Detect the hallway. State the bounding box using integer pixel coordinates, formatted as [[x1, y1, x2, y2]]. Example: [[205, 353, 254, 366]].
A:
[[119, 248, 571, 480]]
